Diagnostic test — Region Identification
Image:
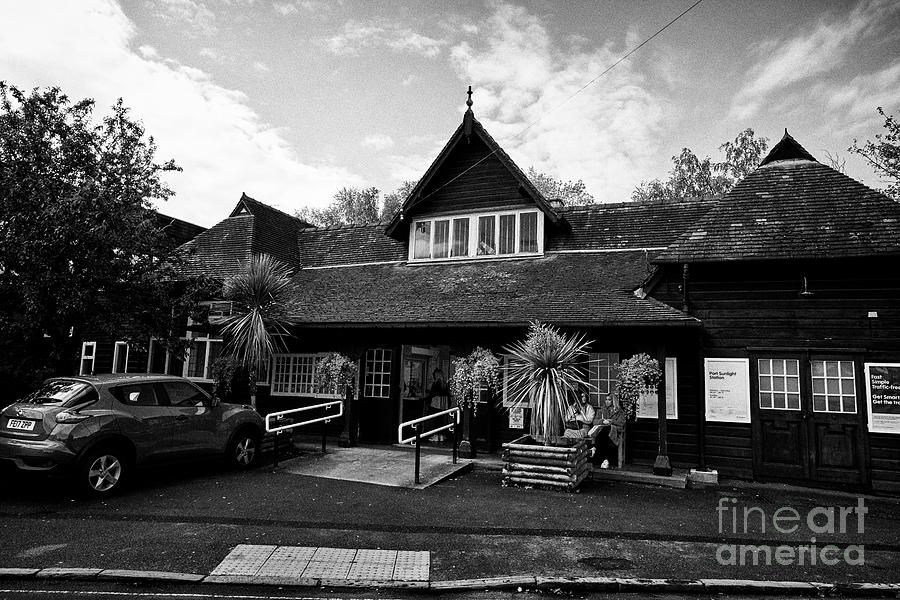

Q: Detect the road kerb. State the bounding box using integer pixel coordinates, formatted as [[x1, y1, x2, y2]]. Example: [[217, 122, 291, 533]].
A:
[[35, 568, 102, 580], [98, 569, 205, 583], [429, 576, 537, 590], [0, 568, 39, 579]]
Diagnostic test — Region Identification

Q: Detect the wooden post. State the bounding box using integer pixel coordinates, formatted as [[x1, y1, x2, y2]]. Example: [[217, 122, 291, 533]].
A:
[[458, 403, 476, 458], [653, 346, 672, 476]]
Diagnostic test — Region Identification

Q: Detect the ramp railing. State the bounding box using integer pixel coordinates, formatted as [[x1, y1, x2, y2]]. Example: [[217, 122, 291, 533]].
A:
[[397, 407, 460, 484], [265, 400, 343, 467]]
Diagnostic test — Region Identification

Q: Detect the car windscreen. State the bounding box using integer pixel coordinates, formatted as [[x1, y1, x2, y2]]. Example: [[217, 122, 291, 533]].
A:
[[21, 380, 95, 406]]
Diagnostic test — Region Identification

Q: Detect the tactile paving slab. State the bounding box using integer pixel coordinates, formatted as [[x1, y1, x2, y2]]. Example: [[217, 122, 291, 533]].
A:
[[209, 544, 277, 576], [211, 545, 430, 585]]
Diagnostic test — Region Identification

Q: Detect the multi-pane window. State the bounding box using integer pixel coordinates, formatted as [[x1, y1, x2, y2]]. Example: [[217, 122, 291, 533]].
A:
[[587, 352, 619, 407], [451, 218, 469, 257], [433, 220, 450, 258], [365, 348, 392, 398], [186, 337, 223, 380], [409, 209, 542, 262], [519, 212, 539, 253], [112, 341, 129, 374], [272, 355, 316, 395], [80, 342, 96, 375], [758, 359, 801, 410], [812, 360, 857, 413], [477, 215, 496, 255], [147, 338, 184, 376], [270, 353, 353, 397], [414, 221, 431, 259]]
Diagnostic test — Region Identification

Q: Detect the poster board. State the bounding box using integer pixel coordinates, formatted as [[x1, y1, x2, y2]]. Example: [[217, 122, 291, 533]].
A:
[[865, 363, 900, 434], [508, 406, 525, 429], [637, 357, 677, 419], [705, 358, 751, 423]]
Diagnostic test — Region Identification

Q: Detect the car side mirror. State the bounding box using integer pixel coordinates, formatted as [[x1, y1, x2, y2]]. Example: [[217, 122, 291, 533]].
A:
[[210, 396, 220, 408]]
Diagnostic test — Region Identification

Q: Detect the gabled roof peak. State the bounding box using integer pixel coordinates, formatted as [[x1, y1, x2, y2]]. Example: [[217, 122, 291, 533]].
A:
[[759, 129, 817, 166]]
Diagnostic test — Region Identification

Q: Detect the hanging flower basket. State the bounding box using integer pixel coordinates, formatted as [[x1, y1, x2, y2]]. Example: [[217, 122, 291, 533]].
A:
[[449, 347, 500, 417]]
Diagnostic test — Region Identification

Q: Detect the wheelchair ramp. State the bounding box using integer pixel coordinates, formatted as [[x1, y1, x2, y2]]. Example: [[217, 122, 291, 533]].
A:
[[282, 446, 471, 489]]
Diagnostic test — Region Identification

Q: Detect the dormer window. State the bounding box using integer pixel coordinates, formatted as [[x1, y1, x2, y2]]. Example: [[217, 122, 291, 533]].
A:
[[409, 209, 543, 262]]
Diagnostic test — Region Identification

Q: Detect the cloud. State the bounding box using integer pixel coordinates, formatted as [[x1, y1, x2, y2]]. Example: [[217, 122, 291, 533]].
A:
[[730, 0, 900, 120], [155, 0, 217, 36], [252, 60, 271, 73], [362, 134, 395, 151], [448, 3, 668, 204], [0, 0, 363, 226], [272, 0, 329, 16], [810, 62, 900, 130], [325, 20, 446, 58]]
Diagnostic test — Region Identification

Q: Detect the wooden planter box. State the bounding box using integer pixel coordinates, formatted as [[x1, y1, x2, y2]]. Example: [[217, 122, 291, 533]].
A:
[[501, 435, 590, 491]]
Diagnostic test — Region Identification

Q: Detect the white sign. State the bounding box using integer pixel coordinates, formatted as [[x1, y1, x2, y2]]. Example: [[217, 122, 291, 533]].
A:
[[508, 407, 524, 429], [705, 358, 751, 423], [637, 357, 678, 419], [865, 363, 900, 434]]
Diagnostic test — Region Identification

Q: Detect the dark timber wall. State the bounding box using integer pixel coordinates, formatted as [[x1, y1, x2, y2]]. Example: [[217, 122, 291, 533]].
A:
[[651, 256, 900, 490]]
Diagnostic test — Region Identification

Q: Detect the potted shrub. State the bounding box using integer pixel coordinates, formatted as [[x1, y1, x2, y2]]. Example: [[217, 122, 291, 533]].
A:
[[315, 352, 360, 446], [449, 347, 500, 458], [501, 321, 594, 491], [612, 353, 662, 468]]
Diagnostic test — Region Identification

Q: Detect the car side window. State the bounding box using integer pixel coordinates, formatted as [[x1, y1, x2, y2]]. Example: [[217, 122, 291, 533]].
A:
[[162, 381, 209, 407], [113, 383, 161, 407]]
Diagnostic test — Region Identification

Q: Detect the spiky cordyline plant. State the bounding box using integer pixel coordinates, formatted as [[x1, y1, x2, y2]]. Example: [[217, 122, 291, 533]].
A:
[[503, 321, 594, 444], [220, 254, 298, 410]]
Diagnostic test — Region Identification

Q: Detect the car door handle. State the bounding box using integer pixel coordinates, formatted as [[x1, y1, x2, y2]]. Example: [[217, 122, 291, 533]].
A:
[[176, 415, 188, 421]]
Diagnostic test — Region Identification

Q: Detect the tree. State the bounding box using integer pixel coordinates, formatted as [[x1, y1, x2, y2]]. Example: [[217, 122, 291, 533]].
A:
[[380, 180, 417, 221], [632, 129, 769, 202], [220, 254, 297, 410], [296, 186, 380, 227], [526, 167, 596, 205], [850, 107, 900, 201], [0, 83, 181, 389]]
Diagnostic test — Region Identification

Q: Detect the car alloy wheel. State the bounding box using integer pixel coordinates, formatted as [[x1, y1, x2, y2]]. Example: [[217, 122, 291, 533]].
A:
[[233, 435, 257, 467], [87, 453, 123, 493]]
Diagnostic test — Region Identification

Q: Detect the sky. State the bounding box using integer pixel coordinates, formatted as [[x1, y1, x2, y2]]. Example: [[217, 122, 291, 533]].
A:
[[1, 0, 899, 227]]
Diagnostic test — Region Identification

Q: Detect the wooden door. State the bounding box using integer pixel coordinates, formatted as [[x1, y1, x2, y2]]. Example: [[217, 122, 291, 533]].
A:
[[358, 348, 396, 444], [751, 354, 867, 487]]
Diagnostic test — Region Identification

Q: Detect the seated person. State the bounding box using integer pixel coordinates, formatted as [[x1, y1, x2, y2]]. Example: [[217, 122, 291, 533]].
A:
[[563, 391, 596, 439], [594, 395, 626, 468]]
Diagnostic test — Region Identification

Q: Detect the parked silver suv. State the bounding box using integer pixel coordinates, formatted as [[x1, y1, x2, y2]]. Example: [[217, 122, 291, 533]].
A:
[[0, 374, 265, 495]]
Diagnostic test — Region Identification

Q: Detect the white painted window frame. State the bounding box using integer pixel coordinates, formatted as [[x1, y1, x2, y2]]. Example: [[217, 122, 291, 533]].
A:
[[80, 341, 96, 375], [811, 359, 857, 414], [270, 353, 355, 398], [408, 208, 544, 262], [364, 348, 393, 398], [757, 358, 802, 411], [112, 341, 129, 374], [184, 336, 223, 382]]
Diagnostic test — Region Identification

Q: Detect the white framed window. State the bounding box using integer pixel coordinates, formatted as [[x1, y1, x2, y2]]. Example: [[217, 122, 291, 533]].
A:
[[80, 341, 96, 375], [408, 208, 543, 262], [270, 353, 355, 398], [364, 348, 392, 398], [112, 341, 129, 374], [812, 360, 857, 413], [587, 352, 620, 407], [184, 336, 223, 381], [637, 357, 678, 419], [758, 358, 801, 410]]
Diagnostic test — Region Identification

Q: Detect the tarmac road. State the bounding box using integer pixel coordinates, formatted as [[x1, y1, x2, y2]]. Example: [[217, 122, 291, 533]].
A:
[[1, 453, 898, 586]]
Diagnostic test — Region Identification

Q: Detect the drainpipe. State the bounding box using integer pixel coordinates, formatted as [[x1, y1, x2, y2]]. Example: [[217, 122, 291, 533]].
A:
[[682, 263, 690, 313]]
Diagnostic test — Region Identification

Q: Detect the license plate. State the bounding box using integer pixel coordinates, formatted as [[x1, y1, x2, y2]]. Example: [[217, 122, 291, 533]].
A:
[[6, 419, 36, 431]]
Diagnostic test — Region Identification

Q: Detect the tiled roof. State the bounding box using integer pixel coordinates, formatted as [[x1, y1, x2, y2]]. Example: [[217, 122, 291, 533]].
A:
[[177, 194, 312, 279], [654, 158, 900, 263], [295, 198, 719, 268], [153, 212, 205, 246], [290, 252, 698, 326]]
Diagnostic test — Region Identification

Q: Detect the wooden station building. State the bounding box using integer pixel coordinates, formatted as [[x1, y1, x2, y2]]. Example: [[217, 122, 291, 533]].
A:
[[79, 97, 900, 493]]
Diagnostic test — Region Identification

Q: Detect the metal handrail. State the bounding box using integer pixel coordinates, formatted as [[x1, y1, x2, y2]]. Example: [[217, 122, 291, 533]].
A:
[[397, 406, 460, 444], [264, 400, 343, 467], [265, 400, 343, 433], [397, 406, 461, 484]]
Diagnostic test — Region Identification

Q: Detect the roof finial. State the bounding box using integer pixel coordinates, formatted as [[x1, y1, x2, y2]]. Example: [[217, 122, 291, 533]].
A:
[[463, 85, 474, 142]]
